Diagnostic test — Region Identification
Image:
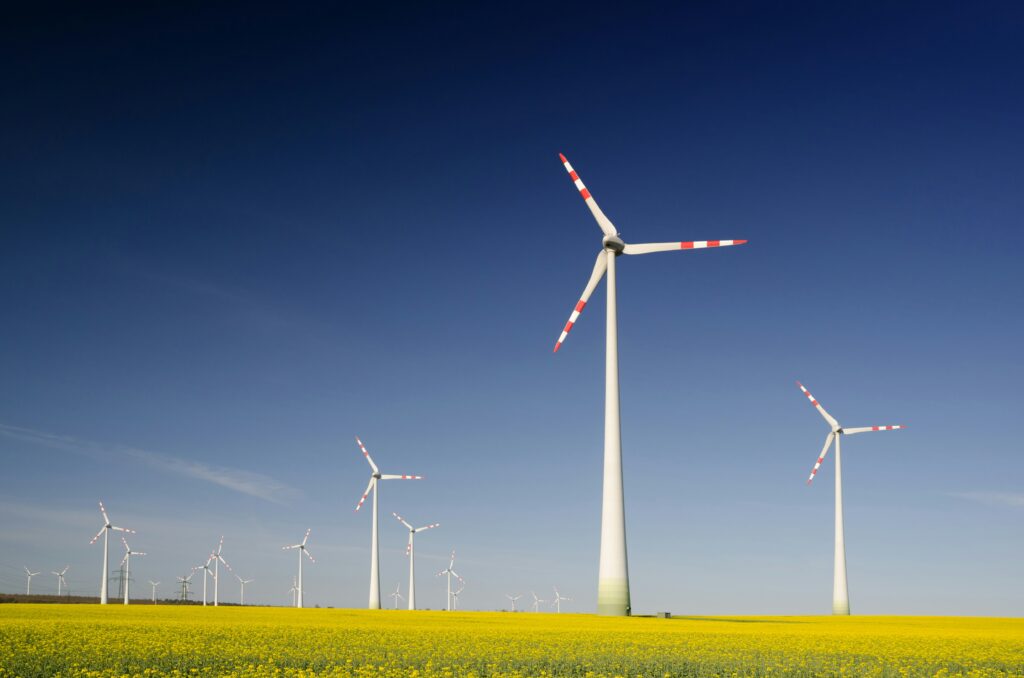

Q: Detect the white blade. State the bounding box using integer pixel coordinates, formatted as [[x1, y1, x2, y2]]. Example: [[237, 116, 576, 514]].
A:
[[553, 250, 608, 353], [98, 501, 110, 525], [355, 476, 375, 512], [282, 544, 300, 550], [842, 425, 905, 435], [355, 436, 379, 474], [301, 528, 311, 546], [392, 512, 413, 530], [448, 550, 456, 569], [623, 239, 747, 255], [216, 536, 224, 555], [807, 432, 836, 485], [90, 527, 105, 544], [559, 153, 617, 236], [303, 549, 315, 563], [380, 474, 423, 480], [796, 381, 840, 429], [414, 523, 440, 533], [111, 526, 134, 534], [135, 552, 147, 557]]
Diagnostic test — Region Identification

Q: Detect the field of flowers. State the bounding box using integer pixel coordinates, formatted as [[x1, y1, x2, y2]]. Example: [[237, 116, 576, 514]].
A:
[[0, 605, 1021, 677]]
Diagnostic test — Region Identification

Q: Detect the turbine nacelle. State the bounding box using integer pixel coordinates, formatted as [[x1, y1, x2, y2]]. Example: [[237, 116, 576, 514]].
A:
[[602, 235, 625, 252]]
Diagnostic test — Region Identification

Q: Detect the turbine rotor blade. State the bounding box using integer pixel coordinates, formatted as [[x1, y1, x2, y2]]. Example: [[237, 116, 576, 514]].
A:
[[623, 239, 748, 255], [90, 527, 105, 544], [303, 549, 315, 563], [355, 436, 379, 474], [796, 381, 840, 429], [355, 476, 375, 512], [98, 501, 110, 525], [301, 528, 311, 546], [379, 474, 423, 480], [558, 153, 617, 236], [111, 526, 134, 534], [842, 425, 906, 435], [414, 523, 440, 533], [392, 512, 413, 530], [554, 250, 608, 353], [807, 432, 836, 485]]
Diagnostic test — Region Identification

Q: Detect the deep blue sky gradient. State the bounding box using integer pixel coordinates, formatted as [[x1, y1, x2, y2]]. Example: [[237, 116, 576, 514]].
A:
[[1, 3, 1022, 613]]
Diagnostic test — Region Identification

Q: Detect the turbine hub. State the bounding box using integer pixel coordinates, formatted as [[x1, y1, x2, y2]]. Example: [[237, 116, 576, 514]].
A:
[[602, 235, 625, 252], [373, 473, 381, 479]]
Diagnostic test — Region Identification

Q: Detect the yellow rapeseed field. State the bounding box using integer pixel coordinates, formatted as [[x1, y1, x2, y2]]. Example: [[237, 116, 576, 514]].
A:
[[0, 605, 1021, 677]]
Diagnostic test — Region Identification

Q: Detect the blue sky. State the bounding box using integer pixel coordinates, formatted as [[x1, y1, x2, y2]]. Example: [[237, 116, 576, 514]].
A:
[[1, 3, 1022, 614]]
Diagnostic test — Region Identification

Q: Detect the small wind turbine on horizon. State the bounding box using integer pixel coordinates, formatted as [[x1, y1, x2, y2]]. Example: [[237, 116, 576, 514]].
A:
[[552, 153, 747, 616], [552, 586, 571, 613], [52, 566, 69, 597], [797, 380, 905, 615], [505, 593, 521, 612], [120, 537, 146, 605], [194, 559, 214, 606], [288, 576, 298, 607], [531, 591, 545, 613], [148, 580, 160, 603], [235, 574, 254, 606], [436, 550, 463, 612], [451, 582, 464, 610], [89, 501, 134, 604], [389, 582, 405, 610], [23, 567, 39, 595], [353, 436, 423, 610], [282, 529, 314, 608], [392, 512, 438, 610], [210, 536, 233, 606]]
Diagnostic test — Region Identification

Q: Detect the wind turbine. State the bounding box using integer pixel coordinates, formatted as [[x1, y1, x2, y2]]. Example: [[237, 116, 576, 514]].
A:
[[436, 550, 463, 612], [89, 501, 134, 604], [288, 576, 298, 607], [392, 512, 438, 610], [505, 593, 521, 612], [195, 558, 214, 606], [531, 591, 545, 613], [551, 586, 571, 613], [236, 574, 254, 606], [120, 537, 146, 605], [148, 580, 160, 603], [176, 572, 194, 601], [51, 565, 69, 598], [451, 582, 464, 610], [209, 536, 232, 606], [797, 380, 905, 615], [389, 582, 405, 610], [282, 529, 314, 608], [552, 153, 747, 616], [353, 436, 423, 610], [24, 567, 39, 595]]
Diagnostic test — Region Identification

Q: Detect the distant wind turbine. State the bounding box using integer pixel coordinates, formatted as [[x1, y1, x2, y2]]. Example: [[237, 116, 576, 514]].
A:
[[392, 512, 438, 610], [148, 580, 160, 603], [89, 501, 134, 604], [531, 591, 544, 613], [210, 536, 232, 606], [282, 529, 314, 608], [288, 576, 298, 607], [52, 566, 69, 597], [436, 550, 463, 612], [505, 593, 521, 612], [354, 436, 423, 610], [451, 582, 464, 610], [120, 537, 146, 605], [235, 574, 254, 606], [551, 586, 571, 613], [389, 582, 405, 609], [552, 153, 747, 615], [797, 381, 905, 615], [195, 558, 214, 606], [24, 567, 39, 595]]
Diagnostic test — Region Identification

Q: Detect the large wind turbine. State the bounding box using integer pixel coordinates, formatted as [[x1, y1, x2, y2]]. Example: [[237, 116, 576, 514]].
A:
[[52, 566, 69, 597], [392, 512, 438, 610], [89, 501, 134, 604], [210, 536, 232, 607], [797, 380, 905, 615], [195, 559, 214, 606], [235, 574, 254, 606], [120, 537, 146, 605], [530, 591, 545, 613], [282, 529, 314, 608], [354, 436, 423, 610], [436, 550, 463, 612], [553, 153, 747, 615], [505, 593, 521, 612], [24, 567, 39, 595], [551, 586, 571, 613]]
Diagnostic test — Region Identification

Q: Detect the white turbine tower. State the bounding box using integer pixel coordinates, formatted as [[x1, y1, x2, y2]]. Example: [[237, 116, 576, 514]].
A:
[[209, 536, 232, 607], [89, 501, 134, 604], [389, 582, 405, 610], [436, 550, 463, 612], [530, 591, 545, 613], [23, 567, 39, 595], [505, 593, 521, 612], [797, 380, 905, 615], [52, 566, 69, 597], [195, 558, 215, 606], [551, 586, 571, 613], [282, 529, 314, 608], [552, 153, 747, 615], [392, 512, 438, 610], [120, 537, 146, 605], [353, 436, 423, 610], [236, 574, 254, 606], [148, 580, 160, 603]]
